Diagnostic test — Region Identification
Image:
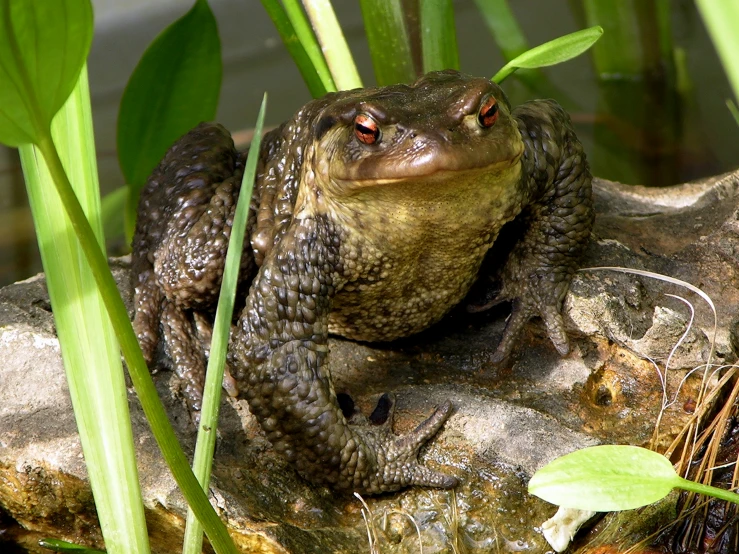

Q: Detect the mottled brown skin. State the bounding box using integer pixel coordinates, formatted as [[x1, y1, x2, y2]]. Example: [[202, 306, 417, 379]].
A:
[[132, 70, 593, 494]]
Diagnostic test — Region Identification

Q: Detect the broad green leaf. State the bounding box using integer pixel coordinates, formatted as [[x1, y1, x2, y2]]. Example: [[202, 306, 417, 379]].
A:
[[360, 0, 415, 85], [182, 94, 268, 554], [0, 0, 92, 146], [421, 0, 459, 73], [493, 26, 603, 83], [117, 0, 222, 192], [529, 445, 677, 511], [260, 0, 327, 97]]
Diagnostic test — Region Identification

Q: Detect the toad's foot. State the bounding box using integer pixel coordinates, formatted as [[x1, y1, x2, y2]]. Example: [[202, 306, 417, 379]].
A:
[[490, 273, 571, 363], [351, 395, 458, 493]]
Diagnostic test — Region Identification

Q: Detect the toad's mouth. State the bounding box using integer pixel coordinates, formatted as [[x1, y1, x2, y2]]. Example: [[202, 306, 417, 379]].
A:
[[330, 144, 524, 187]]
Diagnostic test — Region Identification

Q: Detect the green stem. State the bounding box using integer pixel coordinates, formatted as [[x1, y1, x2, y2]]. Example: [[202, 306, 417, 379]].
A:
[[35, 131, 237, 554], [420, 0, 459, 73], [677, 477, 739, 506], [282, 0, 336, 92], [302, 0, 362, 90], [259, 0, 326, 97], [359, 0, 415, 86]]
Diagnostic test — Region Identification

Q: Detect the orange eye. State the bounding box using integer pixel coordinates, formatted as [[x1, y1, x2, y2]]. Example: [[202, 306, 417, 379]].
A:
[[478, 95, 499, 128], [354, 114, 380, 144]]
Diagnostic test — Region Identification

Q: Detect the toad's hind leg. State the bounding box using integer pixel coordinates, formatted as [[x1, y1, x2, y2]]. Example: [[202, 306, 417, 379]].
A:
[[231, 216, 457, 493], [491, 100, 594, 362], [132, 123, 256, 412]]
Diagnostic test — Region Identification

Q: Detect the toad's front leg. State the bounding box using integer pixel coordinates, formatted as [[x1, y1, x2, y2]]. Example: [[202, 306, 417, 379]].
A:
[[491, 100, 594, 361], [230, 216, 457, 493]]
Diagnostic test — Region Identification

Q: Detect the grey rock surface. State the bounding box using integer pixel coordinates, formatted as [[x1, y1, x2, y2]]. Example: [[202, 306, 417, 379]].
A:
[[1, 169, 738, 553]]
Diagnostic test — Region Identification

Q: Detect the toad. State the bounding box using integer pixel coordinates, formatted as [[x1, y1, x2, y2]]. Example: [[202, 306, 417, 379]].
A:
[[132, 70, 593, 494]]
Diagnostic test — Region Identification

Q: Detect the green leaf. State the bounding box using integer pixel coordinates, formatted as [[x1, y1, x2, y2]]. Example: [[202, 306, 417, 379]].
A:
[[260, 0, 327, 97], [421, 0, 460, 73], [359, 0, 415, 85], [117, 0, 222, 192], [0, 0, 93, 146], [528, 445, 677, 511], [493, 26, 603, 83]]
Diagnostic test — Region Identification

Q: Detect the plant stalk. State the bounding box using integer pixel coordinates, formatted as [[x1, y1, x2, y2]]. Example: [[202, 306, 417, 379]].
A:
[[34, 130, 238, 554]]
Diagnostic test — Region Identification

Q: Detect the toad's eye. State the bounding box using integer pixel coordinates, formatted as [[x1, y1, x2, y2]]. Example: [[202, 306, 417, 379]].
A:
[[354, 114, 380, 145], [477, 95, 499, 128]]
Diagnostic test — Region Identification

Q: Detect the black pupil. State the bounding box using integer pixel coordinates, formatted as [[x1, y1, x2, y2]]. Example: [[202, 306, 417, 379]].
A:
[[357, 122, 376, 137], [482, 102, 498, 120]]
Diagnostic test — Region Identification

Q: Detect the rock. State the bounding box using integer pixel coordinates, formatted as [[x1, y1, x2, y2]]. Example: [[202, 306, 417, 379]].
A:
[[0, 169, 737, 553]]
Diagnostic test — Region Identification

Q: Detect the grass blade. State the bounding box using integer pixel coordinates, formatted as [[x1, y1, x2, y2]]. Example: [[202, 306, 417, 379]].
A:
[[260, 0, 326, 97], [359, 0, 415, 85], [493, 26, 603, 83], [281, 0, 336, 92], [39, 538, 106, 553], [19, 67, 151, 554], [302, 0, 362, 90], [420, 0, 459, 73], [182, 94, 268, 554]]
